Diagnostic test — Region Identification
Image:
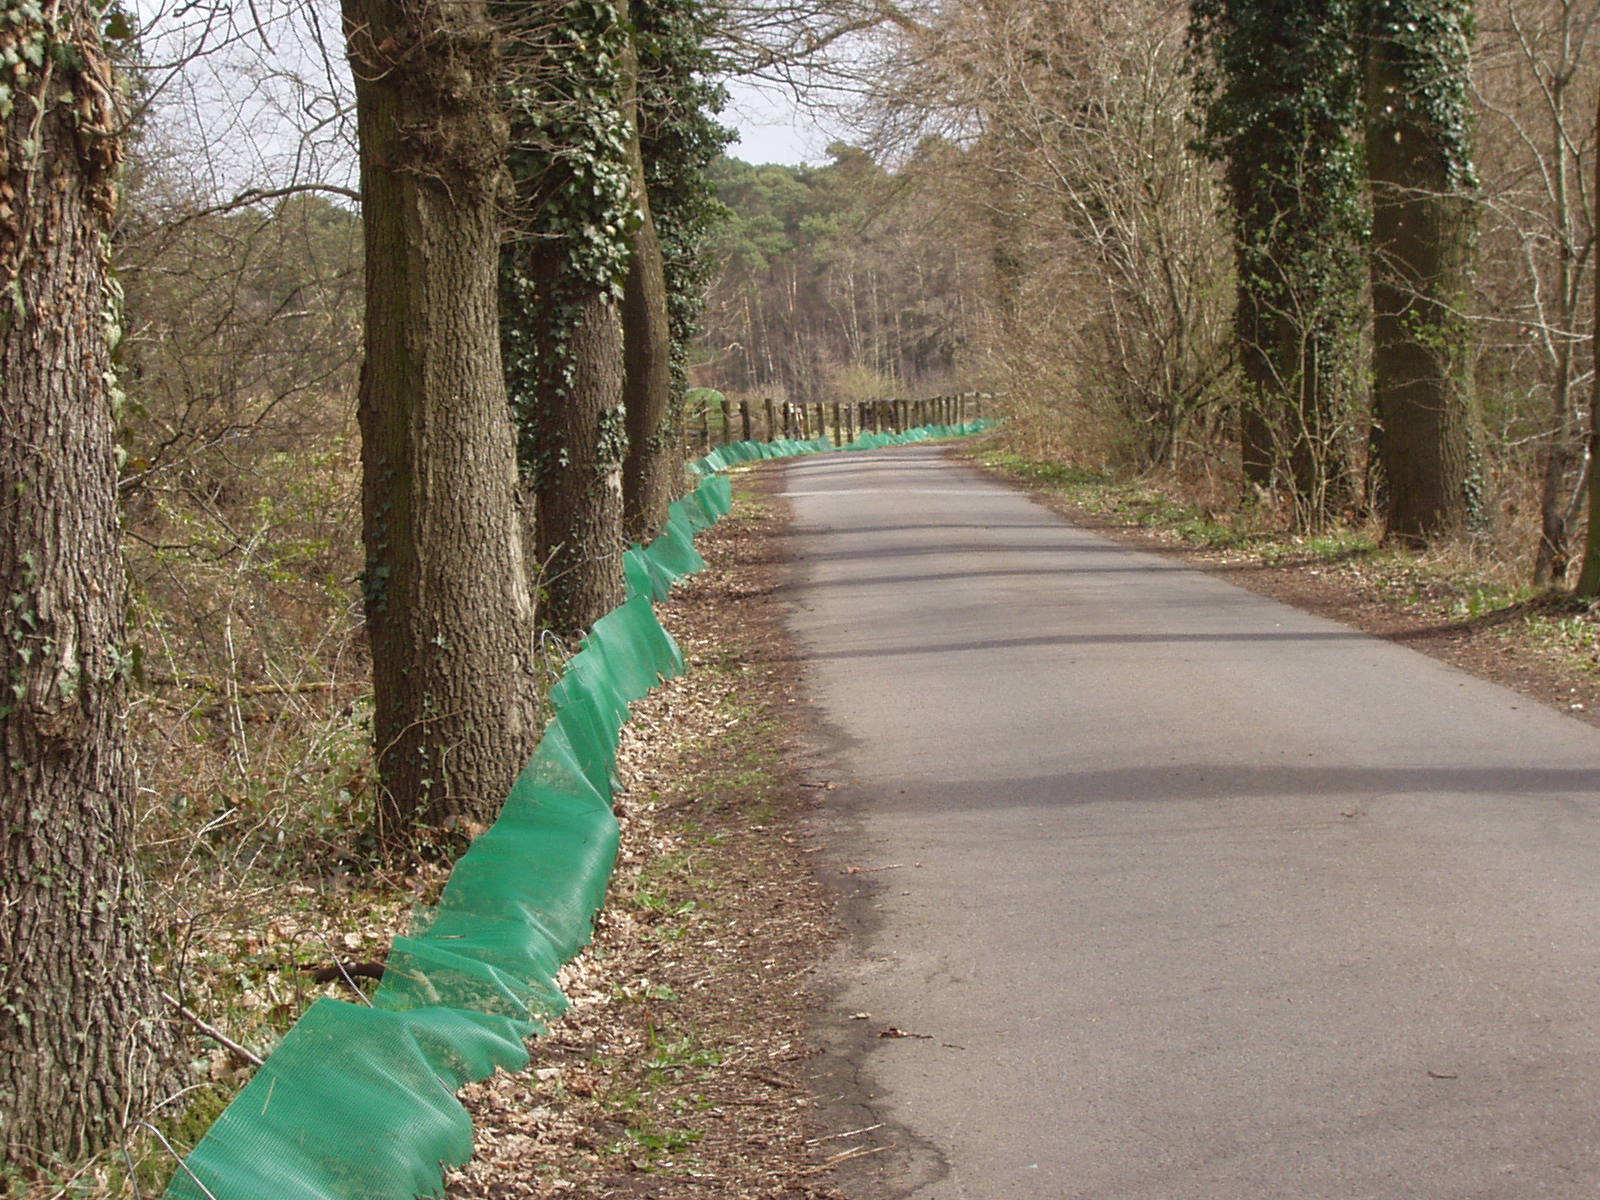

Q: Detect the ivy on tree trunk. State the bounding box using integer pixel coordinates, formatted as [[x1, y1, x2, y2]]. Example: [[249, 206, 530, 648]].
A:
[[1365, 0, 1479, 545], [1190, 0, 1366, 524], [621, 34, 676, 543], [500, 0, 634, 635]]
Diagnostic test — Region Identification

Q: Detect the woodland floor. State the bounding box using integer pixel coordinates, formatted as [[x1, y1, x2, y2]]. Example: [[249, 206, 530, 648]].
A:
[[446, 444, 1600, 1198]]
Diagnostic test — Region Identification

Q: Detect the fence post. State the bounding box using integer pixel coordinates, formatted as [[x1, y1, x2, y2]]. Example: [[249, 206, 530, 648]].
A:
[[846, 403, 857, 443], [764, 396, 776, 441], [740, 400, 752, 441], [831, 402, 842, 445], [699, 395, 710, 449]]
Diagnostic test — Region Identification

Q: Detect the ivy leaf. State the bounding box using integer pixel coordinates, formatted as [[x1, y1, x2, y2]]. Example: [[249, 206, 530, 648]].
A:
[[103, 8, 135, 41]]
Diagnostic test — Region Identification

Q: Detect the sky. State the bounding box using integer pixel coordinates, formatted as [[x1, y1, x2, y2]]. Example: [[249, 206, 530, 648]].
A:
[[129, 0, 846, 186], [721, 76, 843, 168]]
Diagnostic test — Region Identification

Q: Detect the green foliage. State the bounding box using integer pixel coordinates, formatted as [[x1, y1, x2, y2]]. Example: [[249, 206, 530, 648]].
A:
[[498, 0, 638, 477], [635, 0, 734, 423], [0, 2, 53, 127], [1366, 0, 1475, 190], [1188, 0, 1368, 508]]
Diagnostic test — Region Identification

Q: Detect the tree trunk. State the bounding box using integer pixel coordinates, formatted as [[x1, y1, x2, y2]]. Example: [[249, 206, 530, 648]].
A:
[[0, 3, 173, 1162], [1236, 275, 1276, 489], [1366, 1, 1477, 546], [499, 0, 629, 636], [1534, 18, 1579, 586], [1194, 2, 1364, 519], [1536, 372, 1575, 584], [531, 268, 628, 634], [342, 0, 541, 837], [1576, 88, 1600, 599], [621, 37, 676, 544]]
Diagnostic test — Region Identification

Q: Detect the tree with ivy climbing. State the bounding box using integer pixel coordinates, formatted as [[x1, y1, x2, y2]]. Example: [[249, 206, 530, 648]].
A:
[[1190, 0, 1367, 524], [500, 0, 636, 634], [1365, 0, 1479, 545], [623, 0, 732, 541], [0, 0, 176, 1163]]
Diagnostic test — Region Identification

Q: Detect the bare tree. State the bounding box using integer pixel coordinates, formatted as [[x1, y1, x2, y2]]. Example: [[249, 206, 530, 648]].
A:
[[855, 0, 1233, 473], [1473, 0, 1600, 580]]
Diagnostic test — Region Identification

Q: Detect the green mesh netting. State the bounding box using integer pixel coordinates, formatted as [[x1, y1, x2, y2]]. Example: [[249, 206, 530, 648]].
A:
[[161, 425, 992, 1200]]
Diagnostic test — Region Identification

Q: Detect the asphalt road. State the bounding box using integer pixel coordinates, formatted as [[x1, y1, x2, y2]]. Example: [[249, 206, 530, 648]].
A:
[[781, 444, 1600, 1200]]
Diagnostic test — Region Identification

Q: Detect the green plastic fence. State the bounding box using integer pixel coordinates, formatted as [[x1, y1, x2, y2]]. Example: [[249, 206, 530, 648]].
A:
[[686, 420, 995, 478], [161, 418, 992, 1200]]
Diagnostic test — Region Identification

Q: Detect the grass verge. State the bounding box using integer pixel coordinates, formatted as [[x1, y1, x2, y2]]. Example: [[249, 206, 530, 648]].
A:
[[969, 444, 1600, 715]]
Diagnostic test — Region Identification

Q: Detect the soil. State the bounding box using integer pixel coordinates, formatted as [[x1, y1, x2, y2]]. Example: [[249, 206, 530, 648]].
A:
[[451, 446, 1600, 1199]]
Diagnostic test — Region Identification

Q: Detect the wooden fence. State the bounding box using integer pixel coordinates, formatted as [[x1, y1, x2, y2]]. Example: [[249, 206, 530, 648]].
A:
[[691, 392, 995, 451]]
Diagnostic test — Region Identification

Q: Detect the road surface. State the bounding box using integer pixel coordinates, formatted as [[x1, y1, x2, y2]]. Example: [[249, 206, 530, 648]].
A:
[[781, 444, 1600, 1200]]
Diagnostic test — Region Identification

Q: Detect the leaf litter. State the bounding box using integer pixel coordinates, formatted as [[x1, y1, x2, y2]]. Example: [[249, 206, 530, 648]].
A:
[[446, 474, 856, 1200]]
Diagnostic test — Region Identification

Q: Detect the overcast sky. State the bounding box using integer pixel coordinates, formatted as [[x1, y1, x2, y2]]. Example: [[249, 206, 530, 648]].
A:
[[721, 76, 844, 168], [130, 0, 848, 186]]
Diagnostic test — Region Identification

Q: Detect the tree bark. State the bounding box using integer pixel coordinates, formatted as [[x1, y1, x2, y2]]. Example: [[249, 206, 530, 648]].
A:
[[1575, 88, 1600, 599], [1533, 10, 1580, 586], [342, 0, 541, 837], [531, 269, 628, 634], [0, 3, 174, 1162], [621, 37, 677, 544], [1366, 0, 1477, 546]]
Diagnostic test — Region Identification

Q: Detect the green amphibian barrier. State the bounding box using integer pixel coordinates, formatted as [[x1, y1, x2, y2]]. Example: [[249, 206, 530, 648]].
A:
[[162, 420, 993, 1200]]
